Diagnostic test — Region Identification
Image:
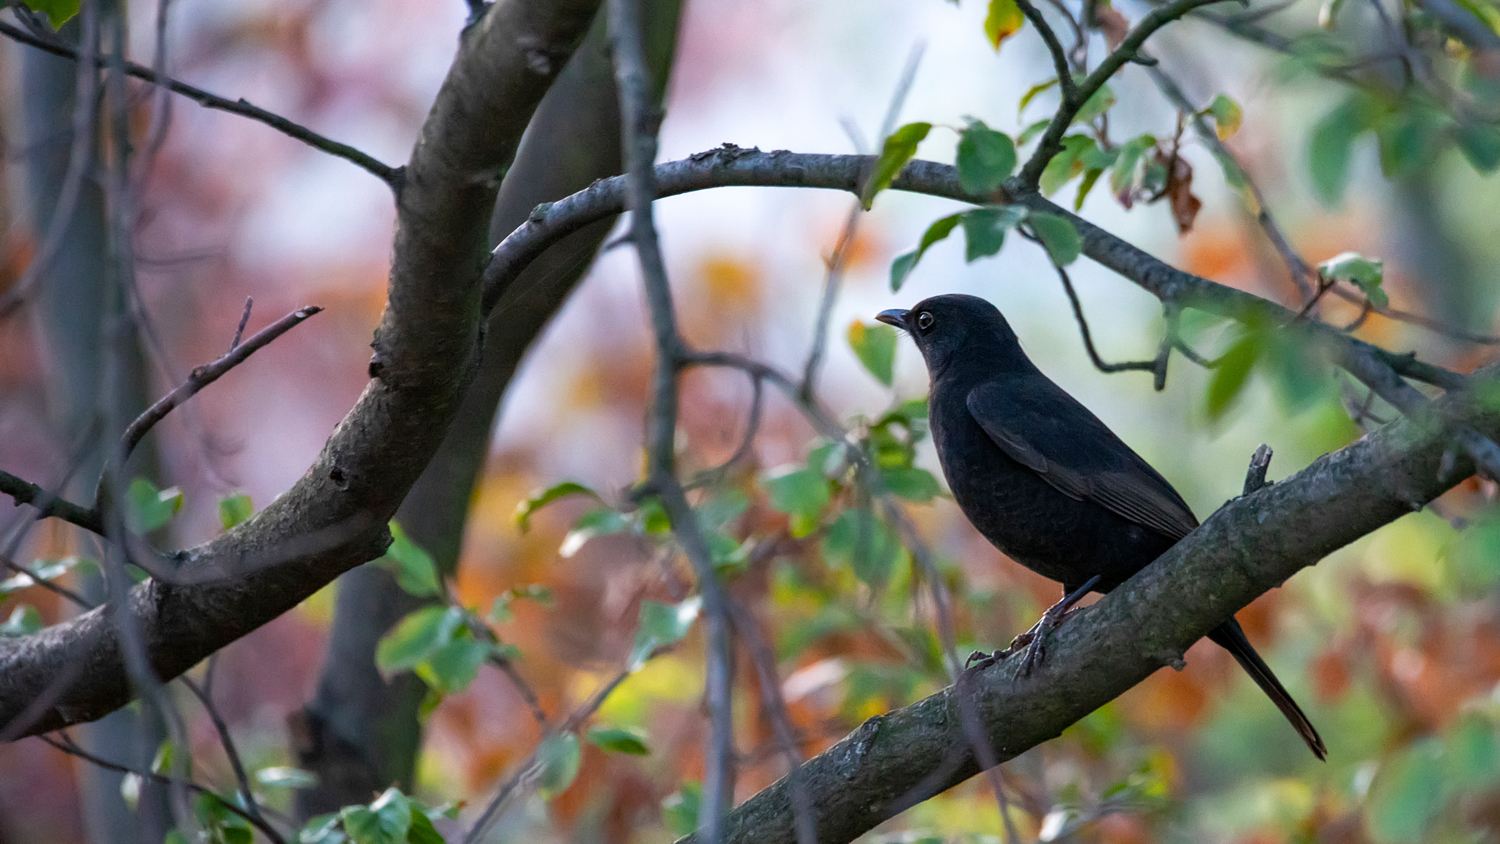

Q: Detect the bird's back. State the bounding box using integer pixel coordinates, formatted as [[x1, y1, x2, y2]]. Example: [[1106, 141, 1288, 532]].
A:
[[929, 360, 1186, 592]]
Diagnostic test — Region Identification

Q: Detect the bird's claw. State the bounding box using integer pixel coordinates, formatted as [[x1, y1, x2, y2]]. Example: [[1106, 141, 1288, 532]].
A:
[[1013, 574, 1101, 677], [965, 648, 1010, 671]]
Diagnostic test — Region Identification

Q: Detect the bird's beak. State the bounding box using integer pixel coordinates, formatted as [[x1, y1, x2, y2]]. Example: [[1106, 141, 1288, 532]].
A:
[[876, 309, 910, 331]]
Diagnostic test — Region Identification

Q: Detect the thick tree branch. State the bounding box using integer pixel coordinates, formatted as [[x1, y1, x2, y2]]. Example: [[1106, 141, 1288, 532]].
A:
[[0, 0, 603, 739], [677, 368, 1500, 844]]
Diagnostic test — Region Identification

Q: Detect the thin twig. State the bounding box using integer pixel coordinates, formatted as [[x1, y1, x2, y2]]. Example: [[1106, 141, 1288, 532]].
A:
[[1028, 229, 1159, 375], [97, 305, 323, 509], [1015, 0, 1237, 188], [1014, 0, 1079, 103], [607, 0, 737, 839], [0, 5, 102, 320], [802, 43, 923, 400], [40, 732, 288, 844], [0, 554, 93, 609], [462, 646, 673, 844], [688, 372, 765, 490], [179, 676, 270, 832], [1145, 65, 1318, 302], [0, 470, 105, 535], [0, 20, 399, 185]]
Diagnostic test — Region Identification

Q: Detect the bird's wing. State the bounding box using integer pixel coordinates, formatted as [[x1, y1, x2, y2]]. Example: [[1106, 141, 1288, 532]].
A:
[[966, 381, 1198, 540]]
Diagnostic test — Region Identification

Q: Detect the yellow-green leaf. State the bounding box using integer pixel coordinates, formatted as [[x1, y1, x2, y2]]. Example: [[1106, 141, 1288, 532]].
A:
[[984, 0, 1025, 49]]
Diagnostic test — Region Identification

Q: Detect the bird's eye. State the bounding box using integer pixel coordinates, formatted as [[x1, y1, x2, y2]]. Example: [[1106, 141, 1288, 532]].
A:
[[916, 311, 935, 332]]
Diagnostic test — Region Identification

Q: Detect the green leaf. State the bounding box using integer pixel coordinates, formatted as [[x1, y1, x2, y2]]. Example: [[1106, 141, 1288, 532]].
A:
[[1017, 119, 1050, 146], [0, 605, 42, 637], [342, 788, 412, 844], [960, 205, 1028, 261], [371, 522, 443, 599], [1205, 332, 1263, 420], [1027, 212, 1082, 266], [1018, 78, 1059, 115], [984, 0, 1025, 48], [375, 606, 458, 676], [822, 509, 904, 588], [255, 766, 320, 789], [297, 813, 347, 844], [1072, 85, 1116, 126], [889, 213, 961, 291], [1109, 134, 1155, 198], [407, 809, 444, 844], [22, 0, 80, 27], [124, 477, 183, 534], [880, 466, 944, 503], [629, 596, 702, 669], [761, 467, 831, 536], [1455, 122, 1500, 173], [1074, 168, 1104, 211], [847, 321, 898, 386], [1444, 713, 1500, 790], [587, 725, 652, 756], [536, 733, 582, 799], [514, 481, 600, 533], [217, 493, 254, 531], [560, 507, 630, 558], [415, 633, 491, 695], [662, 783, 703, 838], [956, 121, 1017, 194], [864, 122, 931, 209], [1205, 93, 1243, 140], [1366, 739, 1446, 844], [1375, 108, 1439, 177], [0, 556, 88, 597], [1309, 96, 1373, 206], [1038, 135, 1096, 196], [164, 831, 191, 844], [1318, 251, 1386, 308]]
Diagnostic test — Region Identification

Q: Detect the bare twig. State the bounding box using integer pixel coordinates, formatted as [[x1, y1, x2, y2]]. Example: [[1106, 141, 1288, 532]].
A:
[[1043, 238, 1160, 375], [1014, 0, 1079, 103], [0, 470, 105, 535], [179, 676, 270, 832], [1145, 65, 1318, 302], [802, 43, 923, 400], [0, 5, 101, 320], [608, 0, 736, 839], [1243, 444, 1273, 494], [40, 732, 288, 844], [0, 20, 399, 185], [97, 305, 323, 509]]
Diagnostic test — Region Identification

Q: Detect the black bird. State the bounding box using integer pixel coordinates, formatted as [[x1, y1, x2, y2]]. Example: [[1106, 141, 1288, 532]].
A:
[[877, 293, 1326, 760]]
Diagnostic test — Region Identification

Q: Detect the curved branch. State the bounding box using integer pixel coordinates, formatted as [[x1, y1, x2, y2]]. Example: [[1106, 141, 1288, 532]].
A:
[[0, 0, 604, 739]]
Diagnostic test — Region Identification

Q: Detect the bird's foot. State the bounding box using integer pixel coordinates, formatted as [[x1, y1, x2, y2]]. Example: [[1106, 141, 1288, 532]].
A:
[[965, 647, 1013, 671], [1015, 575, 1101, 677]]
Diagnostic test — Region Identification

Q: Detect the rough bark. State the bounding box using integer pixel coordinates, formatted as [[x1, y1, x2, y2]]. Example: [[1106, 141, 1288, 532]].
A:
[[292, 1, 681, 815], [0, 0, 603, 738], [682, 373, 1491, 844]]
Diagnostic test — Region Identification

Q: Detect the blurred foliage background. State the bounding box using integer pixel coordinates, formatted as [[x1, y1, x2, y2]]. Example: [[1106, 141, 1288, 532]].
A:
[[3, 0, 1500, 841]]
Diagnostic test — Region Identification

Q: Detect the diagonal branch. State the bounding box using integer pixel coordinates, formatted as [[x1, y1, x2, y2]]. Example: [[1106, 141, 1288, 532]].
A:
[[0, 0, 604, 740], [674, 364, 1500, 844], [1014, 0, 1237, 188], [0, 20, 399, 185]]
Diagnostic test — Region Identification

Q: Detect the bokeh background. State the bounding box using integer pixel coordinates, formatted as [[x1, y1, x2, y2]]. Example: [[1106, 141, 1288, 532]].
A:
[[2, 0, 1500, 841]]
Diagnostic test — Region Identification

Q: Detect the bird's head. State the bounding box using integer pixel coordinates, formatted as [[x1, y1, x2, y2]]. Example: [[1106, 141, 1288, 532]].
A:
[[876, 293, 1023, 376]]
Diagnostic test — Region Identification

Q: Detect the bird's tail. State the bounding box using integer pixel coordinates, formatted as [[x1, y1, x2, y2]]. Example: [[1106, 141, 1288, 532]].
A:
[[1208, 619, 1327, 761]]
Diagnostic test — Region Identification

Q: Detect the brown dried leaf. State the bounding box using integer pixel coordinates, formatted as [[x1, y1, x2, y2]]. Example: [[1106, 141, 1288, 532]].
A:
[[1156, 150, 1202, 234], [1095, 3, 1130, 50]]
